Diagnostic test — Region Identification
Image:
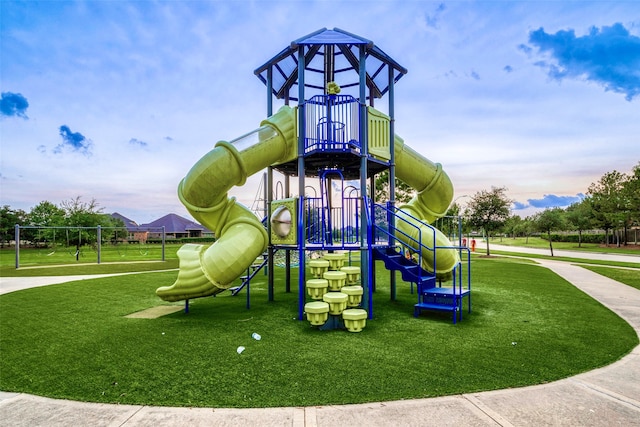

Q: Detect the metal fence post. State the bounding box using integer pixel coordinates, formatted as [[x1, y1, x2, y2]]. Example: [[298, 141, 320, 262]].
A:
[[97, 225, 101, 264], [162, 226, 166, 261], [15, 224, 20, 269]]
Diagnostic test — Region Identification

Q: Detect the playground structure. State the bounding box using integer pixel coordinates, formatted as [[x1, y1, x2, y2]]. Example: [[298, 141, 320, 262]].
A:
[[156, 28, 471, 325]]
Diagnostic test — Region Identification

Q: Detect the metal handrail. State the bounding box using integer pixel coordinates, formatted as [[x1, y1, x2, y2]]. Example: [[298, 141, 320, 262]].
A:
[[371, 202, 434, 285], [304, 94, 360, 153]]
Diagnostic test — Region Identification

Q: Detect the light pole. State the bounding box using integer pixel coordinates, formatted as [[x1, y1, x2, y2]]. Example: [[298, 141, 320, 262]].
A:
[[453, 194, 470, 207], [451, 195, 469, 245]]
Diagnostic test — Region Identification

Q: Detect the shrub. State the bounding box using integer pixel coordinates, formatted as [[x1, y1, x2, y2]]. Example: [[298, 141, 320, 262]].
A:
[[541, 234, 605, 244], [147, 237, 216, 244]]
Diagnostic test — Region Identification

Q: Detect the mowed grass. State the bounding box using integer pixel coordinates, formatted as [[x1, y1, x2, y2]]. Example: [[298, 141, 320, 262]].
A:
[[0, 256, 637, 408], [580, 266, 640, 291], [6, 243, 172, 267], [488, 236, 640, 255], [0, 245, 180, 277]]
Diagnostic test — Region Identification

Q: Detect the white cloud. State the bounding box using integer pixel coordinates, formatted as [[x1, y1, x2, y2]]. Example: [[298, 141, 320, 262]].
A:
[[1, 1, 639, 224]]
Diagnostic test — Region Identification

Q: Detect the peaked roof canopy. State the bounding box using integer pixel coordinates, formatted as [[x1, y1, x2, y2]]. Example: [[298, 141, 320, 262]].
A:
[[254, 28, 407, 102]]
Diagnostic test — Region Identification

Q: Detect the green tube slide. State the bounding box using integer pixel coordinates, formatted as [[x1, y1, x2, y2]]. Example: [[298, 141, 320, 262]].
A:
[[156, 106, 297, 302], [393, 135, 460, 280], [157, 106, 458, 302]]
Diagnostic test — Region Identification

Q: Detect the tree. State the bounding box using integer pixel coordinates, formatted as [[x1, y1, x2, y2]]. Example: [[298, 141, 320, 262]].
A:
[[59, 196, 123, 247], [565, 199, 594, 248], [0, 205, 27, 247], [61, 196, 103, 226], [374, 170, 415, 203], [445, 202, 462, 217], [588, 170, 627, 246], [503, 215, 524, 239], [28, 201, 66, 226], [534, 208, 567, 256], [622, 162, 640, 244], [516, 216, 535, 244], [26, 201, 66, 247], [464, 187, 512, 255]]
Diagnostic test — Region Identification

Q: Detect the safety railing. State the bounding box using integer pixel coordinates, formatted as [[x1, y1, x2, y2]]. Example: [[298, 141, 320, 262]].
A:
[[371, 202, 436, 283], [304, 197, 361, 248], [304, 94, 360, 153]]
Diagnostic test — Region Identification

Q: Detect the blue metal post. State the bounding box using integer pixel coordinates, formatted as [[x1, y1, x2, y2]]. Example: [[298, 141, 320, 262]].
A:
[[388, 61, 397, 301], [357, 44, 373, 318], [247, 280, 251, 309], [267, 66, 273, 117], [266, 65, 277, 301], [285, 175, 291, 293], [297, 44, 307, 321], [267, 170, 276, 300]]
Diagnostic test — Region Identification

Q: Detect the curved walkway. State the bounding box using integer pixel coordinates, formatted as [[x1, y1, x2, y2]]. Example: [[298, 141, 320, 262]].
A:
[[488, 242, 640, 264], [1, 255, 639, 426]]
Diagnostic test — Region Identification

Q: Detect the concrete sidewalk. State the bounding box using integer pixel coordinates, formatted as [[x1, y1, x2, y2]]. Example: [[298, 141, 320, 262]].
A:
[[485, 242, 640, 264], [1, 260, 639, 426], [0, 274, 124, 296]]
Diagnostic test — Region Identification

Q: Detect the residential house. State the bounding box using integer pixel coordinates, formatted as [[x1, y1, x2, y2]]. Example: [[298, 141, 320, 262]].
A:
[[142, 213, 211, 239], [110, 212, 213, 242]]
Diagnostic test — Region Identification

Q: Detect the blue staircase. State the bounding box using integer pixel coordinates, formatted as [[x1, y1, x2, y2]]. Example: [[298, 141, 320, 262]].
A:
[[231, 253, 268, 297], [373, 246, 436, 288], [228, 217, 271, 304], [373, 245, 470, 324]]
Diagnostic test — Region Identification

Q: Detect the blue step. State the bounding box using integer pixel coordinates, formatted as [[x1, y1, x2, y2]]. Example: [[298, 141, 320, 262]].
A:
[[373, 247, 435, 286], [414, 301, 462, 324], [231, 254, 268, 296], [420, 287, 471, 298], [414, 302, 458, 312], [375, 245, 469, 324], [416, 288, 470, 324]]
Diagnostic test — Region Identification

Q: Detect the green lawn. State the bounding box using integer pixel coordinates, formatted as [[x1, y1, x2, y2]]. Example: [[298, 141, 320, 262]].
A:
[[489, 251, 639, 269], [0, 245, 180, 277], [0, 256, 636, 408], [488, 236, 640, 255], [1, 242, 179, 267], [580, 266, 640, 291]]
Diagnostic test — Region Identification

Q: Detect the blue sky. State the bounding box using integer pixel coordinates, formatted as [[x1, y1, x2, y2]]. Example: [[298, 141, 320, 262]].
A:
[[1, 0, 639, 223]]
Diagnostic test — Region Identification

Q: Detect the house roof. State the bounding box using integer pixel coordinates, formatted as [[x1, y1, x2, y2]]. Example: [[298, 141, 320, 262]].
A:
[[110, 212, 140, 231], [141, 213, 208, 234], [110, 212, 212, 234]]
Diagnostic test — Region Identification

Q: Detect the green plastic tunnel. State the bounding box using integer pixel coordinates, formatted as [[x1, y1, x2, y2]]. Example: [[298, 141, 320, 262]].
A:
[[156, 107, 297, 301], [394, 135, 460, 279]]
